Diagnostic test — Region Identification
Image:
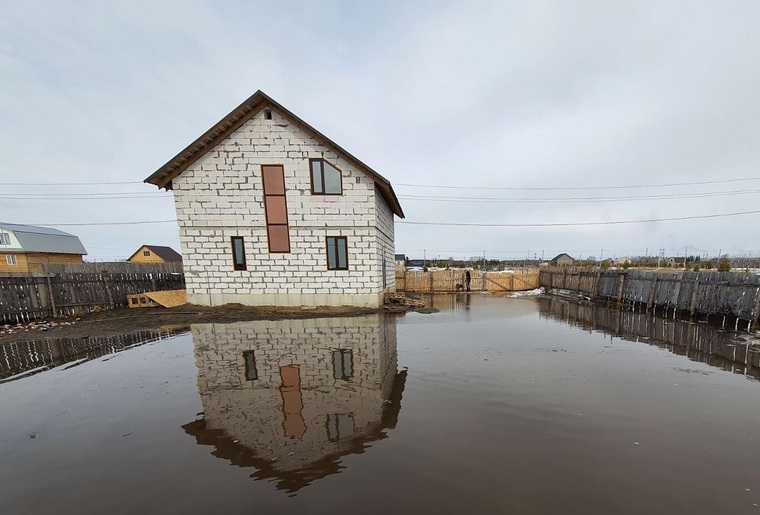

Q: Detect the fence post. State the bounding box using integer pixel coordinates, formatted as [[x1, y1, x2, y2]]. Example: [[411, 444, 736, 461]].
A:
[[617, 272, 626, 304], [429, 271, 434, 293], [102, 272, 115, 309], [592, 271, 601, 298], [751, 287, 760, 332], [689, 273, 701, 318], [45, 275, 57, 319], [648, 274, 658, 312]]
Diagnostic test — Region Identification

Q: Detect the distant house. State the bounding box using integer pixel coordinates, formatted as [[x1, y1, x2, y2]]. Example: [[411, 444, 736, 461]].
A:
[[127, 245, 182, 264], [394, 254, 407, 264], [550, 253, 575, 266], [0, 223, 87, 273], [144, 90, 404, 308]]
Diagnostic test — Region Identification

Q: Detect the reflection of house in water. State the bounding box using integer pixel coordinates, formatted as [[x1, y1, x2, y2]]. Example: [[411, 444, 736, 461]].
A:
[[182, 314, 405, 493], [538, 296, 760, 379]]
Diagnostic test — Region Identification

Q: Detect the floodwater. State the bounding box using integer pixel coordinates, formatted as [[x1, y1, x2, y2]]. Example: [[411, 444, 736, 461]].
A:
[[1, 294, 759, 514]]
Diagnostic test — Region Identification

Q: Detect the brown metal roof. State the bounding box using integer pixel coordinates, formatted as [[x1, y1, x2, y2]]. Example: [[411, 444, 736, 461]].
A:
[[144, 90, 404, 218], [127, 245, 182, 262]]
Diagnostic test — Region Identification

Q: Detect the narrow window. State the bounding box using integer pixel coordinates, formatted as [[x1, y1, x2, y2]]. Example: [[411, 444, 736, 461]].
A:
[[326, 413, 355, 442], [332, 349, 353, 379], [326, 236, 348, 270], [143, 250, 150, 256], [263, 108, 272, 120], [262, 165, 290, 253], [5, 255, 17, 266], [243, 351, 257, 380], [231, 236, 247, 270], [309, 158, 343, 195], [382, 256, 387, 288]]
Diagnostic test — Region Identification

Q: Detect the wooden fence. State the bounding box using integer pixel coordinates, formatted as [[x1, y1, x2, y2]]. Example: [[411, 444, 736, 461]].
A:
[[396, 268, 539, 293], [0, 271, 185, 324], [42, 262, 183, 274], [539, 267, 760, 328]]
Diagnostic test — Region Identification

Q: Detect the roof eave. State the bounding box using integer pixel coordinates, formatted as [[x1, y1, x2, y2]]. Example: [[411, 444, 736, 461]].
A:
[[144, 90, 404, 218]]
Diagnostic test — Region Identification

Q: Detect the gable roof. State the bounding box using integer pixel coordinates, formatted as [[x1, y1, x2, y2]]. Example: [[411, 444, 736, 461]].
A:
[[144, 90, 404, 218], [0, 223, 87, 255], [127, 245, 182, 262], [550, 253, 574, 262]]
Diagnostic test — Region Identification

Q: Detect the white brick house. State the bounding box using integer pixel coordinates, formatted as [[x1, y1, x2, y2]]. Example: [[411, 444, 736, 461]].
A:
[[145, 91, 404, 308]]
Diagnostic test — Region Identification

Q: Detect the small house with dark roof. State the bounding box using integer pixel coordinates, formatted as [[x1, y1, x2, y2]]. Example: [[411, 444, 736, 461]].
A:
[[144, 90, 403, 307], [550, 253, 576, 266], [0, 223, 87, 273], [127, 245, 182, 264]]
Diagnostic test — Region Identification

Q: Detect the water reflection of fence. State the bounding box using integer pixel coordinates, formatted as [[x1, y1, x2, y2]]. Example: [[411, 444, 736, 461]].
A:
[[538, 297, 760, 378], [0, 328, 184, 382], [397, 269, 539, 293], [0, 271, 185, 324], [539, 268, 760, 329]]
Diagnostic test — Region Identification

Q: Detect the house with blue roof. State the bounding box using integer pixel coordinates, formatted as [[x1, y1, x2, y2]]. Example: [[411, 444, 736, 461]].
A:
[[0, 223, 87, 273]]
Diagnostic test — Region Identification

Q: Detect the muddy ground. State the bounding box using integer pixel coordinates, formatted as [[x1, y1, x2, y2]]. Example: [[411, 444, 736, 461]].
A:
[[0, 302, 430, 343]]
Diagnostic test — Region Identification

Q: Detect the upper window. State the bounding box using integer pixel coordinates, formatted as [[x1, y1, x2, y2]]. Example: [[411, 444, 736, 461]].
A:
[[310, 159, 343, 195], [143, 250, 150, 256], [0, 233, 9, 245]]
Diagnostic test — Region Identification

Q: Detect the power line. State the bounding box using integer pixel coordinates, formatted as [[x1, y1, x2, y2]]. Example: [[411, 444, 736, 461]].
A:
[[17, 209, 760, 228], [19, 220, 178, 226], [397, 209, 760, 227], [4, 187, 759, 203], [397, 188, 760, 203], [0, 180, 142, 186], [0, 191, 168, 196], [396, 177, 760, 191], [4, 176, 760, 190], [0, 195, 171, 200]]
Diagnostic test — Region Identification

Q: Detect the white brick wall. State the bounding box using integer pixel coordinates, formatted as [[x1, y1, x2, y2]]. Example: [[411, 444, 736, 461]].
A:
[[171, 107, 396, 306]]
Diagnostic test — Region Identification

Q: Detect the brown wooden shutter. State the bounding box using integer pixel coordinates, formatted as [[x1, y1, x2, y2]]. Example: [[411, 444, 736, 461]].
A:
[[262, 165, 290, 253]]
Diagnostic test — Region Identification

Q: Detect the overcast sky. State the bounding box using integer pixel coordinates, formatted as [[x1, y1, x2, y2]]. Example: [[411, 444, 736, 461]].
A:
[[2, 1, 759, 261]]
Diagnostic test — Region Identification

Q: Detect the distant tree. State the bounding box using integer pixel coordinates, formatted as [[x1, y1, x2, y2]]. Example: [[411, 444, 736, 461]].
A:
[[718, 257, 731, 272], [622, 261, 631, 269], [601, 259, 611, 270]]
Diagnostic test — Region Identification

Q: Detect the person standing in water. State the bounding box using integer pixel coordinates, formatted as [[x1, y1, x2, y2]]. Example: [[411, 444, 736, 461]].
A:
[[465, 270, 471, 291]]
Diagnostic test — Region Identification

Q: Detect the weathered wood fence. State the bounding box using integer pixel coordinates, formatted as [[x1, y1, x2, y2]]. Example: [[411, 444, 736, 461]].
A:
[[42, 261, 183, 274], [0, 270, 185, 324], [539, 267, 760, 328], [396, 269, 539, 293]]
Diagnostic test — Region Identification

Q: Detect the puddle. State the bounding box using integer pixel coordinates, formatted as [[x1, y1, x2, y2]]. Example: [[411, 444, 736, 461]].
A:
[[1, 294, 759, 514]]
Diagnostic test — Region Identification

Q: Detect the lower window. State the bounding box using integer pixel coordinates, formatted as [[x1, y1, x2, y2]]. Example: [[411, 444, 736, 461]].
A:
[[5, 255, 16, 266], [231, 237, 247, 271], [326, 236, 348, 270]]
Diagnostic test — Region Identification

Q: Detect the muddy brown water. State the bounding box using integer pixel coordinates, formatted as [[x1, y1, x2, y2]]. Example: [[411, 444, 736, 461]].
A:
[[1, 294, 759, 514]]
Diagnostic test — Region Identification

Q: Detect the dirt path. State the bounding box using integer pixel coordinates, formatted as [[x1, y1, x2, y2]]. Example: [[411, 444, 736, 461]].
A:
[[0, 304, 383, 343]]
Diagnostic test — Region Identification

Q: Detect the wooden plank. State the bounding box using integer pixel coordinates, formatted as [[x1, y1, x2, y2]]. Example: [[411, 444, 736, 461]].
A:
[[145, 289, 187, 308]]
